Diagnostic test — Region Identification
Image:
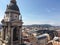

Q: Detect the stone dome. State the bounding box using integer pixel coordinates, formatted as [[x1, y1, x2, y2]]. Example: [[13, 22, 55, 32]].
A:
[[5, 1, 20, 14]]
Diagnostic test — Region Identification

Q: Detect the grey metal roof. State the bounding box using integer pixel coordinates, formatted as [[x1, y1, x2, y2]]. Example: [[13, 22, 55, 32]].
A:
[[36, 34, 49, 40]]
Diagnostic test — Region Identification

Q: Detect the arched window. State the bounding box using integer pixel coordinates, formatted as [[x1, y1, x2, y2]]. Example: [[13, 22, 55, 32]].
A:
[[13, 27, 18, 41]]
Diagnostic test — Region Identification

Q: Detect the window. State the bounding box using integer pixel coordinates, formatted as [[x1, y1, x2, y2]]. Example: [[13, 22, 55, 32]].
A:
[[15, 16, 17, 17], [13, 27, 18, 41]]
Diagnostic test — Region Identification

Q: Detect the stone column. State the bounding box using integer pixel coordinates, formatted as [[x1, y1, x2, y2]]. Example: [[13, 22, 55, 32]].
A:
[[11, 27, 13, 45], [2, 26, 6, 40], [2, 26, 4, 40], [7, 23, 11, 45], [19, 26, 22, 45], [5, 27, 8, 40]]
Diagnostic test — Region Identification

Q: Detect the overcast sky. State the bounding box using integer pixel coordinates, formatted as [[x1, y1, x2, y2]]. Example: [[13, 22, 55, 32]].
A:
[[0, 0, 60, 25]]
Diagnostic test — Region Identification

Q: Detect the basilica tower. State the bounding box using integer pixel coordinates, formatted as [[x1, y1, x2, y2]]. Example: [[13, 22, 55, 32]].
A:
[[1, 0, 23, 45]]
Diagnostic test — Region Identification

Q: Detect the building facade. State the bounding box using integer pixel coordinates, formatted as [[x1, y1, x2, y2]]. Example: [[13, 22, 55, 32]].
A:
[[1, 0, 23, 45]]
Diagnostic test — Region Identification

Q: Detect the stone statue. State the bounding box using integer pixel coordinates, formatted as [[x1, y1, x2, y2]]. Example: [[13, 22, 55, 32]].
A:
[[5, 35, 9, 43], [19, 15, 22, 20], [11, 0, 16, 2]]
